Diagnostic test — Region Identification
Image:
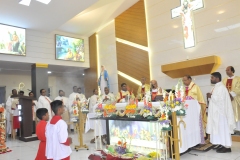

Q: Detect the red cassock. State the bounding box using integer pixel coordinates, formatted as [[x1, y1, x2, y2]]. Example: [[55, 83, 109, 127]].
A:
[[35, 120, 47, 160]]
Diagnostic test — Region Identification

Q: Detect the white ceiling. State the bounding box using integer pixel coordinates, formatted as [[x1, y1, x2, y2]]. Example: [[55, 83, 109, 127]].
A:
[[0, 0, 138, 74], [59, 0, 139, 36]]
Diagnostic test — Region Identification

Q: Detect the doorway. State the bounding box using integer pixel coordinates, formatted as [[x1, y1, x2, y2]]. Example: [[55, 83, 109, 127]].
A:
[[0, 86, 6, 104]]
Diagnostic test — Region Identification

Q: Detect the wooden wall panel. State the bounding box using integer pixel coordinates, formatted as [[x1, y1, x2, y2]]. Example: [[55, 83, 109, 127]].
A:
[[115, 0, 148, 47], [115, 0, 150, 93], [116, 42, 150, 82], [84, 33, 98, 98]]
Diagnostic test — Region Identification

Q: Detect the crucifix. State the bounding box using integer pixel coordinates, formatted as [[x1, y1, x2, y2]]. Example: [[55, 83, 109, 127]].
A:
[[171, 0, 204, 49]]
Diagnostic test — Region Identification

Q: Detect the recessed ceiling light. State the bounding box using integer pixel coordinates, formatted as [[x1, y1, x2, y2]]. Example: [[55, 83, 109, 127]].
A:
[[48, 71, 52, 74], [82, 73, 85, 76], [19, 0, 31, 6], [218, 10, 225, 14], [217, 20, 220, 22], [36, 0, 51, 4]]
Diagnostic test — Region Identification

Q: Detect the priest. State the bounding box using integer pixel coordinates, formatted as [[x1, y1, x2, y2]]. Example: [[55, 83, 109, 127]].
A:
[[38, 89, 53, 119], [89, 89, 99, 113], [55, 90, 69, 124], [137, 77, 150, 100], [182, 75, 207, 135], [68, 86, 86, 131], [150, 80, 163, 101], [223, 66, 240, 132], [116, 83, 135, 103], [101, 87, 115, 104], [207, 72, 236, 153]]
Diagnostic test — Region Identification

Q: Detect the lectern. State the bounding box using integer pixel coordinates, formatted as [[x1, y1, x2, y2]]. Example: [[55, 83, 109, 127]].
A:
[[11, 95, 38, 142]]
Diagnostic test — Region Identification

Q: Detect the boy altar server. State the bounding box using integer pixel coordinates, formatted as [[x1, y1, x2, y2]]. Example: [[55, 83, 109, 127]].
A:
[[46, 100, 72, 160]]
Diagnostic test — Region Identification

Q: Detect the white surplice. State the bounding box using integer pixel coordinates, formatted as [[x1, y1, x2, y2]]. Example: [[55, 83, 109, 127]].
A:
[[46, 118, 72, 159], [207, 82, 236, 146], [38, 95, 53, 119], [89, 95, 99, 113]]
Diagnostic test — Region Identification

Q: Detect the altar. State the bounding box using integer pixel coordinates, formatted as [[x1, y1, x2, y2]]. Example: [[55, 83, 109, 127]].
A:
[[86, 100, 202, 156]]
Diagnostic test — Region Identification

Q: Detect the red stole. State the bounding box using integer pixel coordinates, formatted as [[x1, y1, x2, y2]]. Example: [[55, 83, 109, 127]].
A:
[[185, 84, 195, 96], [117, 91, 132, 103], [151, 91, 157, 101], [226, 79, 233, 91]]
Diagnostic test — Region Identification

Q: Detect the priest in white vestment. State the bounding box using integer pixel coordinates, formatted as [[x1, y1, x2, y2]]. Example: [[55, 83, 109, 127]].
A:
[[223, 66, 240, 132], [38, 89, 53, 119], [55, 90, 69, 124], [89, 89, 99, 113], [137, 77, 150, 101], [150, 80, 164, 101], [101, 87, 116, 104], [207, 72, 236, 153], [68, 86, 86, 131]]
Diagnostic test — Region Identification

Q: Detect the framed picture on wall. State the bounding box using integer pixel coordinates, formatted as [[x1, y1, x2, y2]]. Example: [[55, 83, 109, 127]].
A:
[[0, 24, 26, 56], [55, 34, 85, 62]]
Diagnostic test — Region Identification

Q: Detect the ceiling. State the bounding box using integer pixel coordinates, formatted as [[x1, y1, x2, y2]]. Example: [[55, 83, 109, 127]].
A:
[[0, 0, 139, 36], [0, 0, 139, 74], [0, 61, 84, 77]]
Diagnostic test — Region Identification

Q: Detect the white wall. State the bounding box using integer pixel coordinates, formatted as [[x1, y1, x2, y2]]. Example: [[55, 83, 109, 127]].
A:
[[0, 29, 90, 68], [145, 0, 240, 101], [97, 21, 118, 94], [0, 73, 84, 101]]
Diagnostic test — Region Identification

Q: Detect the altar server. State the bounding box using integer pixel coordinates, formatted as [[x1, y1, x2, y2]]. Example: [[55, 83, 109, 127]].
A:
[[46, 100, 72, 160], [116, 83, 135, 103], [55, 90, 69, 123], [207, 72, 236, 153], [137, 77, 150, 100], [223, 66, 240, 132], [35, 108, 49, 160], [182, 75, 207, 134], [38, 89, 53, 119]]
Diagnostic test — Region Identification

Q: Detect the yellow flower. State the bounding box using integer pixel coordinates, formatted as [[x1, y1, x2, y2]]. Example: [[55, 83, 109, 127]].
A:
[[176, 101, 179, 105]]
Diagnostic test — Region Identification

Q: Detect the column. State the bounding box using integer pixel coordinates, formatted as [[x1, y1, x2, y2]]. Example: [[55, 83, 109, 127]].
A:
[[31, 63, 49, 99]]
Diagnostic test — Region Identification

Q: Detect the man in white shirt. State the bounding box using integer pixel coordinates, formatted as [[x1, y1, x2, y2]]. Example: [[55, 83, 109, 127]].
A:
[[29, 91, 38, 133], [55, 90, 69, 124], [223, 66, 240, 132], [6, 89, 19, 137], [68, 86, 86, 131], [207, 72, 236, 153], [101, 87, 115, 104], [38, 89, 53, 119]]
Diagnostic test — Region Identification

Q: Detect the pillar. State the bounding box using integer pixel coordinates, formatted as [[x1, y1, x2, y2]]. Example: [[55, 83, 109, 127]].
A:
[[31, 63, 49, 99]]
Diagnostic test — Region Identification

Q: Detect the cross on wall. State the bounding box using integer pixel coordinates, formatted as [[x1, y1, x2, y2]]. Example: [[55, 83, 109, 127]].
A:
[[171, 0, 204, 49]]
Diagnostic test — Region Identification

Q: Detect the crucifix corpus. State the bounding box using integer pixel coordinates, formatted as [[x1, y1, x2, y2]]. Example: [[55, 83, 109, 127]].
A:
[[171, 0, 204, 49]]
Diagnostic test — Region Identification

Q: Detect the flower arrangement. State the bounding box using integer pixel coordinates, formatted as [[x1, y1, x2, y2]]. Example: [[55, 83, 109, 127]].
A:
[[104, 103, 116, 117], [148, 151, 160, 159], [115, 139, 127, 155], [125, 99, 138, 117], [141, 101, 154, 119], [95, 103, 104, 117]]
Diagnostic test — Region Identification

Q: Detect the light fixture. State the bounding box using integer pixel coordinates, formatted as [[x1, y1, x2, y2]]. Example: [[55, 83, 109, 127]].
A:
[[173, 25, 179, 28], [82, 73, 85, 76], [36, 0, 51, 4], [19, 0, 31, 6], [217, 20, 220, 22], [218, 10, 225, 14], [19, 0, 51, 6], [47, 71, 52, 74], [118, 71, 141, 86], [116, 38, 149, 52]]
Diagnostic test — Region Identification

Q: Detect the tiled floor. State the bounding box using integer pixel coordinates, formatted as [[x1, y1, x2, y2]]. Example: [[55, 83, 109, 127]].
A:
[[1, 131, 240, 160]]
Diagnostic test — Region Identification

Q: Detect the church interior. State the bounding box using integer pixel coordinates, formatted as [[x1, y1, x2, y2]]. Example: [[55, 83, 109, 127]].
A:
[[0, 0, 240, 159]]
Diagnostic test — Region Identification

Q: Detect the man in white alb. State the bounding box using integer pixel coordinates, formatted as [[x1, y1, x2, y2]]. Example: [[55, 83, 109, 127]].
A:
[[38, 89, 53, 119], [68, 86, 86, 131], [223, 66, 240, 133], [101, 87, 115, 104], [55, 90, 69, 124], [207, 72, 236, 153], [89, 89, 99, 113]]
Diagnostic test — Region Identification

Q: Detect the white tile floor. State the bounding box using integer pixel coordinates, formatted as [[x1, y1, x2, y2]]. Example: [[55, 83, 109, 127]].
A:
[[1, 131, 240, 160]]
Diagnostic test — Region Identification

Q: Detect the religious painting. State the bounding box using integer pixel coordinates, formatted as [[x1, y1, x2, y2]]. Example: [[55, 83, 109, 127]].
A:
[[0, 24, 26, 56], [171, 0, 204, 49], [109, 120, 168, 156], [55, 35, 84, 62]]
